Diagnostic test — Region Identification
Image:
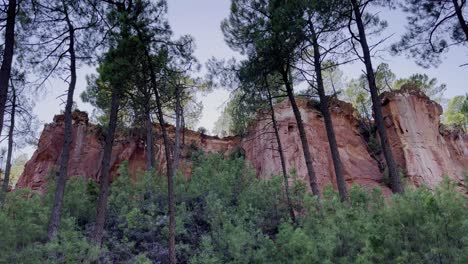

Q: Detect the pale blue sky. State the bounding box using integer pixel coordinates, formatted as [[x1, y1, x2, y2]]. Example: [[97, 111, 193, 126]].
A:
[[32, 0, 467, 139]]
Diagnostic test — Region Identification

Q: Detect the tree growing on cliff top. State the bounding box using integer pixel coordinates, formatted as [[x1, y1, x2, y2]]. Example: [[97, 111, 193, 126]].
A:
[[394, 73, 447, 102], [444, 94, 468, 131], [222, 0, 321, 197], [345, 64, 447, 120]]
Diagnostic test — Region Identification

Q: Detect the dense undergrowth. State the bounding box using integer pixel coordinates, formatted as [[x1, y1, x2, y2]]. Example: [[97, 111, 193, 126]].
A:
[[1, 154, 467, 263]]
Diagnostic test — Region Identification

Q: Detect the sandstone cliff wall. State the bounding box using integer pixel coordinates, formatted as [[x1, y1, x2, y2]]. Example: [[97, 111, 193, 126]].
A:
[[381, 89, 467, 190], [16, 112, 240, 193], [241, 98, 392, 195], [15, 91, 467, 193]]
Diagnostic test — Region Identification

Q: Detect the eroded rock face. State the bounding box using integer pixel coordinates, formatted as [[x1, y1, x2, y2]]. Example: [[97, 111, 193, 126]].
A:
[[241, 98, 392, 195], [16, 112, 241, 193], [381, 88, 467, 190], [16, 91, 467, 194]]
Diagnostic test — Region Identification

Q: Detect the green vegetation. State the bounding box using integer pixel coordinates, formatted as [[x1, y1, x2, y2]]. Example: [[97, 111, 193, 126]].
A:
[[0, 178, 100, 263], [444, 94, 468, 131], [0, 1, 467, 263], [1, 154, 467, 263], [344, 63, 448, 121]]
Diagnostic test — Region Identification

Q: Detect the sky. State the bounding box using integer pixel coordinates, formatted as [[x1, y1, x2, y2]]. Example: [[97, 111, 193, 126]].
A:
[[26, 0, 467, 156]]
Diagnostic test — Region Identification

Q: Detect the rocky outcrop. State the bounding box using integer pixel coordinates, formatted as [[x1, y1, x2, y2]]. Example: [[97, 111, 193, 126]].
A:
[[381, 88, 467, 190], [15, 90, 467, 194], [241, 98, 392, 195], [16, 111, 240, 194]]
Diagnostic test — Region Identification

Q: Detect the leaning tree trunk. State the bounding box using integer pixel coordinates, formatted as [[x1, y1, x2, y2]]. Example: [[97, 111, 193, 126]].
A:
[[181, 108, 186, 146], [47, 23, 77, 240], [173, 87, 182, 177], [350, 0, 403, 193], [266, 88, 295, 222], [140, 43, 176, 263], [310, 24, 349, 202], [452, 0, 468, 41], [153, 83, 176, 264], [282, 68, 320, 197], [0, 0, 17, 136], [0, 87, 16, 205], [145, 107, 156, 171], [92, 88, 121, 245]]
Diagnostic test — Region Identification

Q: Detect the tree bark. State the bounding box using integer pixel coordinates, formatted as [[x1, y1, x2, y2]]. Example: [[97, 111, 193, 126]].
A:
[[310, 24, 349, 202], [92, 87, 120, 245], [350, 0, 403, 193], [145, 107, 155, 170], [452, 0, 468, 41], [181, 108, 186, 146], [0, 87, 15, 205], [140, 41, 176, 263], [282, 68, 320, 197], [0, 0, 17, 136], [173, 86, 182, 177], [47, 12, 77, 240], [266, 88, 295, 222], [153, 79, 176, 264]]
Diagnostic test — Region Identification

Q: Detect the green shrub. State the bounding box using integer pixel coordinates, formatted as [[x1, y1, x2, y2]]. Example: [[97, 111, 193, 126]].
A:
[[1, 154, 467, 263], [1, 189, 49, 252], [8, 229, 100, 264], [0, 177, 101, 262]]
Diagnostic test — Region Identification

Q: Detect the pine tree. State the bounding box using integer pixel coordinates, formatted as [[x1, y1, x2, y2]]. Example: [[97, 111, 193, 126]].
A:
[[24, 0, 106, 240], [0, 0, 16, 138], [393, 0, 468, 67], [300, 0, 351, 202], [348, 0, 403, 193], [222, 0, 321, 196]]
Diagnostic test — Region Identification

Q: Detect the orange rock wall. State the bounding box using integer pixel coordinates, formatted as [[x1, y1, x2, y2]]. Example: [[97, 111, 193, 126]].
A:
[[381, 89, 467, 189], [241, 99, 392, 195], [16, 91, 467, 194], [16, 114, 240, 194]]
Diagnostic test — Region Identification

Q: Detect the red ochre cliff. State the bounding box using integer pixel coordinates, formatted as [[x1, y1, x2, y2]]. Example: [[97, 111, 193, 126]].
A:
[[16, 112, 240, 194], [381, 88, 467, 190], [16, 90, 467, 194], [241, 98, 392, 195]]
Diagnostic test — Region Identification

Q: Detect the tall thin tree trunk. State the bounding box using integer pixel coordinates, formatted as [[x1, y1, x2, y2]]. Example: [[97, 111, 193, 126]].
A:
[[266, 88, 295, 222], [181, 109, 186, 146], [47, 17, 77, 240], [452, 0, 468, 40], [145, 107, 155, 170], [282, 68, 320, 197], [0, 87, 15, 205], [173, 87, 182, 177], [153, 83, 176, 264], [350, 0, 403, 193], [140, 42, 176, 263], [310, 24, 349, 202], [92, 88, 120, 245], [0, 0, 17, 136]]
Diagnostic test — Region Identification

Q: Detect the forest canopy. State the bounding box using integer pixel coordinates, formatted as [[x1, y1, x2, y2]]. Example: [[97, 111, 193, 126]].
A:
[[0, 0, 466, 263]]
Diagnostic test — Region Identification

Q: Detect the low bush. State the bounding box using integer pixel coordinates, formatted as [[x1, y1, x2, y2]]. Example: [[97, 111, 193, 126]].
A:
[[1, 154, 467, 263]]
